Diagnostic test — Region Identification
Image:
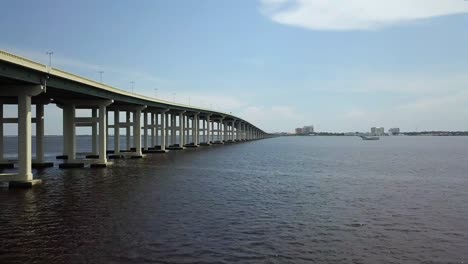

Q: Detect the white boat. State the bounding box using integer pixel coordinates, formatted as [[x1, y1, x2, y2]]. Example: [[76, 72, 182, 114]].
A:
[[359, 135, 380, 140]]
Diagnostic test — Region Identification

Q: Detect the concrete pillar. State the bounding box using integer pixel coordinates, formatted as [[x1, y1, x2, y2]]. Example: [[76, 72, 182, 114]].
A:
[[64, 104, 76, 160], [179, 112, 185, 146], [133, 109, 142, 156], [114, 109, 120, 154], [126, 111, 131, 150], [98, 104, 107, 164], [35, 104, 45, 163], [211, 120, 215, 143], [230, 121, 234, 141], [165, 112, 170, 148], [143, 112, 148, 150], [106, 110, 109, 151], [171, 114, 176, 145], [194, 114, 199, 145], [151, 113, 155, 147], [62, 106, 68, 156], [216, 121, 219, 141], [225, 122, 228, 141], [186, 115, 190, 144], [0, 104, 3, 162], [242, 123, 245, 140], [18, 94, 32, 180], [206, 115, 211, 143], [184, 114, 188, 144], [202, 117, 206, 143], [91, 108, 98, 154], [160, 112, 166, 150]]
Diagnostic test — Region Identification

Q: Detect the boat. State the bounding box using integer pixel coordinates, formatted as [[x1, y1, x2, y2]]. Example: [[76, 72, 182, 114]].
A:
[[359, 135, 380, 140]]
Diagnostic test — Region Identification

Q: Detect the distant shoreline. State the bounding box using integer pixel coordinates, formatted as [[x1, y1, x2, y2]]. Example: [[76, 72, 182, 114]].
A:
[[279, 131, 468, 136]]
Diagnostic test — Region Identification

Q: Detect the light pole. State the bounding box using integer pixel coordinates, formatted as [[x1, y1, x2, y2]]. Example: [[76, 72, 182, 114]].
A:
[[46, 51, 54, 71], [130, 81, 135, 93], [98, 71, 104, 83], [188, 96, 191, 105], [154, 88, 158, 99], [173, 93, 176, 102]]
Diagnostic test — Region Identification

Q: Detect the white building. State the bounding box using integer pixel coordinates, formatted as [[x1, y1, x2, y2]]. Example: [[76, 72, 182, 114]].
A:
[[388, 128, 400, 135], [371, 127, 385, 136], [302, 125, 314, 134]]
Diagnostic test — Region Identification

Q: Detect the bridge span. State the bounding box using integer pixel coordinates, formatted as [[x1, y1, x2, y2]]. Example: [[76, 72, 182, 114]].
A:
[[0, 50, 270, 188]]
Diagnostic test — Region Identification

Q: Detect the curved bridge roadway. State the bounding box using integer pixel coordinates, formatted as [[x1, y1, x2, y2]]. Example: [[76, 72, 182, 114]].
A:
[[0, 50, 270, 188]]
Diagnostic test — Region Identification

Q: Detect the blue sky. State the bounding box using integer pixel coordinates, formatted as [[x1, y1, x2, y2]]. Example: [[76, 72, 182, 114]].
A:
[[1, 0, 468, 133]]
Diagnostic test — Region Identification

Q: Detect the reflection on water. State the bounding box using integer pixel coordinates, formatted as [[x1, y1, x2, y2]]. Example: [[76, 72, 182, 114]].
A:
[[1, 136, 468, 263]]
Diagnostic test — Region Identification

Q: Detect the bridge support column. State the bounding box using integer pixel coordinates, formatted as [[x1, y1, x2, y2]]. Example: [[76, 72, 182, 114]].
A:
[[179, 112, 185, 147], [32, 103, 53, 168], [184, 113, 199, 148], [171, 113, 176, 146], [126, 111, 131, 151], [165, 112, 170, 149], [91, 103, 111, 167], [190, 115, 195, 144], [0, 104, 7, 168], [132, 106, 146, 158], [243, 123, 246, 141], [159, 110, 168, 152], [202, 116, 206, 143], [35, 104, 45, 163], [194, 114, 199, 145], [151, 113, 155, 148], [211, 120, 219, 143], [143, 112, 148, 150], [111, 109, 123, 159], [200, 115, 210, 146], [0, 85, 44, 187], [91, 108, 98, 155], [206, 115, 211, 144], [18, 94, 33, 181], [224, 121, 228, 142], [64, 104, 76, 161]]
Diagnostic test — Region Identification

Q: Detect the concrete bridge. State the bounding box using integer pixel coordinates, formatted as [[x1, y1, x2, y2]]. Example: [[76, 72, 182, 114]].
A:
[[0, 50, 270, 188]]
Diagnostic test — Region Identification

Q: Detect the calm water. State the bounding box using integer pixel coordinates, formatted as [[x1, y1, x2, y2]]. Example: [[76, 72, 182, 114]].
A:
[[1, 136, 467, 263]]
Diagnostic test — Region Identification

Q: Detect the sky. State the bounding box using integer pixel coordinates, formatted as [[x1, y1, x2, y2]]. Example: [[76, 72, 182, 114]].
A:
[[1, 0, 468, 134]]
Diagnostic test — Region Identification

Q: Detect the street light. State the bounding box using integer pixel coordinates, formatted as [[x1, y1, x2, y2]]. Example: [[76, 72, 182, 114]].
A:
[[46, 51, 54, 71], [154, 88, 158, 98], [98, 71, 104, 83], [173, 93, 176, 102], [130, 81, 135, 93]]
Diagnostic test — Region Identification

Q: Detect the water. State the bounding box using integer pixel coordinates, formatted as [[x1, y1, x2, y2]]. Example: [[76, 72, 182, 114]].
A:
[[1, 136, 468, 263]]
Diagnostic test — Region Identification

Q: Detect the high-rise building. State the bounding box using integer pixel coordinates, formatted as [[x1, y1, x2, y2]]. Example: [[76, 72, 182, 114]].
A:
[[303, 125, 314, 134], [388, 128, 400, 135], [371, 127, 385, 136], [295, 128, 303, 134]]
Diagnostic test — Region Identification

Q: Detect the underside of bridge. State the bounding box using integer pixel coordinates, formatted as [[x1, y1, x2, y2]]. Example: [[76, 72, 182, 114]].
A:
[[0, 50, 270, 188]]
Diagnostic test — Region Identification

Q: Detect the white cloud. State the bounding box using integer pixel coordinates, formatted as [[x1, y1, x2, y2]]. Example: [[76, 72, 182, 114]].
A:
[[259, 0, 468, 30]]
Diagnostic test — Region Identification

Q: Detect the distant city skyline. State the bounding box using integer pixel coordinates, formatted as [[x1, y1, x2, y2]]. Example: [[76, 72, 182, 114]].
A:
[[1, 0, 468, 134]]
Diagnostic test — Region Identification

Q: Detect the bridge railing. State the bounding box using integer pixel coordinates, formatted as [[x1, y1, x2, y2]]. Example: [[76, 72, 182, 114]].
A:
[[0, 50, 47, 72]]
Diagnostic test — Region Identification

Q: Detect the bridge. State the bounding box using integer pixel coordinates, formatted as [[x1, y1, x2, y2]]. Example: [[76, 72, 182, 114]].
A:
[[0, 50, 270, 188]]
